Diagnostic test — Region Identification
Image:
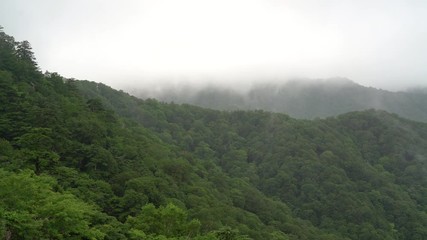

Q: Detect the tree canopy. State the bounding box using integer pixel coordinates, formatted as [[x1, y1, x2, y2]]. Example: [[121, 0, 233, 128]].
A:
[[1, 28, 427, 240]]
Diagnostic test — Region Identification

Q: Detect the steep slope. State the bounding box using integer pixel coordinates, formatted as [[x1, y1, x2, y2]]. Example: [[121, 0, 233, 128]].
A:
[[2, 28, 427, 239], [78, 80, 427, 240], [0, 27, 340, 240], [133, 79, 427, 122]]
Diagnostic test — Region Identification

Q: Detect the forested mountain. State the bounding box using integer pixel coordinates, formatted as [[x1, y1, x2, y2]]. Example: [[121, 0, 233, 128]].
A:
[[1, 28, 427, 239], [133, 79, 427, 122]]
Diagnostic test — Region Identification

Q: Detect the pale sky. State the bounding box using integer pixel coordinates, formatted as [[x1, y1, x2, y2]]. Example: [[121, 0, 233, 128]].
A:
[[1, 0, 427, 90]]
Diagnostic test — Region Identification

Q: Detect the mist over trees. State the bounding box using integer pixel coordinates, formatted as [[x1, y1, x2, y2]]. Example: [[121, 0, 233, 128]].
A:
[[131, 79, 427, 122], [1, 28, 427, 239]]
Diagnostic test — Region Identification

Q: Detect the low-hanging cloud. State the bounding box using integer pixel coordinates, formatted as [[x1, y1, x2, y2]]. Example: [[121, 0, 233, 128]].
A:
[[1, 0, 426, 91]]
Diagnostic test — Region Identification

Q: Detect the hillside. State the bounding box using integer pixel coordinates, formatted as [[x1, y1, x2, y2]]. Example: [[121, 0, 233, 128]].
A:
[[1, 28, 427, 239], [132, 79, 427, 122]]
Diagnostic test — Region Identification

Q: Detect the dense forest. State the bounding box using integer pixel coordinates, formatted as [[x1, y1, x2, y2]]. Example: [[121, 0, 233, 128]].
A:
[[133, 79, 427, 122], [1, 27, 427, 239]]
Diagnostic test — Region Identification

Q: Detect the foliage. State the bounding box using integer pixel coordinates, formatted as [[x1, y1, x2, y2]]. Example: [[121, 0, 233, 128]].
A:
[[0, 169, 104, 239], [1, 28, 427, 239]]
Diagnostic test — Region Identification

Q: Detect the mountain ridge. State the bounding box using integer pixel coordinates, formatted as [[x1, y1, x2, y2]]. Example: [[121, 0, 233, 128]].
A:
[[1, 28, 427, 239], [129, 78, 427, 122]]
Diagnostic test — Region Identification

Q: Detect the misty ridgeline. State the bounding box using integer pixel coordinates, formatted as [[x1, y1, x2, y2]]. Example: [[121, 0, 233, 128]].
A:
[[130, 78, 427, 122]]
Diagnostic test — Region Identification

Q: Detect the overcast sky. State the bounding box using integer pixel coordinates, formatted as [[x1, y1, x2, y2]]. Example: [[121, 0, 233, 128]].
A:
[[1, 0, 427, 91]]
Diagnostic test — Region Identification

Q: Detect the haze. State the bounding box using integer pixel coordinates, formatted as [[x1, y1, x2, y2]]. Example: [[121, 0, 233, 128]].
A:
[[1, 0, 427, 91]]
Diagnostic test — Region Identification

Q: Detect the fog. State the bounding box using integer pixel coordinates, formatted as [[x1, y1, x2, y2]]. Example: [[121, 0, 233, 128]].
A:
[[1, 0, 427, 91]]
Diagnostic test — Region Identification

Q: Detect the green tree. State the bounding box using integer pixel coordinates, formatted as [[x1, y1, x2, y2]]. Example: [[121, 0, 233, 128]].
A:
[[14, 128, 59, 174], [0, 169, 105, 239], [126, 203, 201, 239], [16, 40, 37, 66]]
